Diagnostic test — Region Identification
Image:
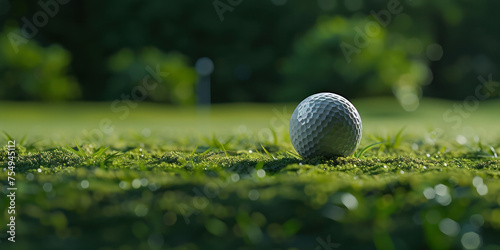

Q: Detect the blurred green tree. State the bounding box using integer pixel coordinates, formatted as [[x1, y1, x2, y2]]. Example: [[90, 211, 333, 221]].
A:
[[281, 16, 431, 111], [107, 48, 197, 105], [1, 0, 499, 103], [0, 30, 80, 101]]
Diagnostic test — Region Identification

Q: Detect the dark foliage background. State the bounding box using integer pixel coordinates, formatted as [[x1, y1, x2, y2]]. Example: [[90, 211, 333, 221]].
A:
[[0, 0, 499, 104]]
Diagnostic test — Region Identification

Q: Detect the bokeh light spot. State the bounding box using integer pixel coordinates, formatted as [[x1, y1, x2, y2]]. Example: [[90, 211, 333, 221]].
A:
[[341, 193, 358, 210], [470, 214, 484, 228], [426, 43, 444, 61], [249, 189, 260, 200], [26, 173, 35, 181], [461, 232, 481, 249], [439, 218, 460, 236], [257, 169, 266, 178], [135, 204, 149, 217], [423, 187, 435, 199], [43, 183, 53, 192], [80, 180, 89, 189], [195, 57, 214, 76]]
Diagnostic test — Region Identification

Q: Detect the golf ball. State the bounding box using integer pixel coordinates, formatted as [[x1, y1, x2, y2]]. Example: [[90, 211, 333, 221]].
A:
[[289, 92, 362, 158]]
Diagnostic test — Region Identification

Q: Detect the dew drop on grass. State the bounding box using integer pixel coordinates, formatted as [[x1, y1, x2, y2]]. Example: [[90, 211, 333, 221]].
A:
[[436, 194, 452, 206], [140, 178, 148, 186], [476, 184, 488, 196], [426, 153, 431, 158], [456, 135, 467, 145], [439, 218, 460, 236], [249, 150, 253, 153], [423, 187, 436, 199], [472, 176, 483, 187], [43, 183, 53, 192], [132, 179, 141, 189], [148, 183, 159, 191], [80, 180, 90, 189], [435, 184, 448, 196], [257, 169, 266, 177], [119, 181, 129, 190], [461, 232, 481, 249], [135, 204, 149, 217], [248, 190, 260, 200], [444, 163, 447, 166], [341, 193, 358, 210], [231, 174, 240, 182]]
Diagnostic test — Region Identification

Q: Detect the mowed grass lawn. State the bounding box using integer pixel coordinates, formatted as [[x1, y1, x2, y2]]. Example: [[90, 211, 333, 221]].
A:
[[1, 98, 500, 250]]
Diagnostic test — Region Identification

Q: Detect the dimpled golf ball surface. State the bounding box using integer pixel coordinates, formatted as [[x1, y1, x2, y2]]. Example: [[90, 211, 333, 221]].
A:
[[289, 93, 362, 158]]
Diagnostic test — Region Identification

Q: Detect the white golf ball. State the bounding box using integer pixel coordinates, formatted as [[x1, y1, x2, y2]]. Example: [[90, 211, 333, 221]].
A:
[[289, 92, 362, 158]]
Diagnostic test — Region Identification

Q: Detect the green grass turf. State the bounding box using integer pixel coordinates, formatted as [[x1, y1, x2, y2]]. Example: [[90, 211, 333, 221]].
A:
[[1, 98, 500, 249]]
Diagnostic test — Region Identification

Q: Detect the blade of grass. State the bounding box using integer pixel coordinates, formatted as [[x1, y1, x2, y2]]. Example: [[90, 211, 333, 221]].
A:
[[355, 141, 384, 158], [219, 142, 229, 158], [93, 146, 108, 158], [103, 152, 121, 164], [260, 144, 276, 160], [488, 145, 498, 158], [19, 134, 27, 145], [74, 140, 85, 157], [190, 145, 199, 157], [201, 147, 213, 156], [270, 126, 278, 145], [65, 145, 81, 157], [392, 126, 406, 148], [2, 131, 14, 141], [286, 150, 301, 159]]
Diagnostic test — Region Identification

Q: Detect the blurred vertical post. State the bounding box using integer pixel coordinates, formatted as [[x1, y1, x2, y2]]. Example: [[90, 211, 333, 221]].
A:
[[195, 57, 214, 134], [195, 57, 214, 107]]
